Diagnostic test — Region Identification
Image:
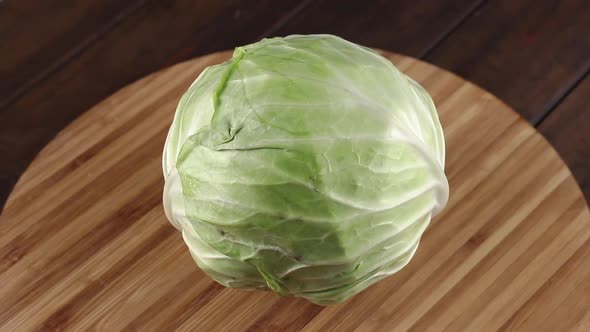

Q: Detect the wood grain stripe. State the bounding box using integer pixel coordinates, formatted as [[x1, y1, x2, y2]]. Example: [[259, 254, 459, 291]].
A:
[[0, 130, 167, 269], [462, 207, 590, 331], [0, 177, 164, 329], [39, 225, 174, 331], [158, 283, 226, 331], [409, 178, 583, 331], [500, 234, 590, 331], [246, 298, 324, 332], [123, 271, 215, 331]]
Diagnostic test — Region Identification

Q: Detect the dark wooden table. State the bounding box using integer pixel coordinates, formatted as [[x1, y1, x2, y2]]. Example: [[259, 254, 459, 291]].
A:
[[1, 0, 589, 211]]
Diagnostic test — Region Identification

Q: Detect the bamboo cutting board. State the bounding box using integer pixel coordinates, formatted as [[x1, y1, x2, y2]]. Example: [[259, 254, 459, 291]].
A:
[[2, 51, 590, 332]]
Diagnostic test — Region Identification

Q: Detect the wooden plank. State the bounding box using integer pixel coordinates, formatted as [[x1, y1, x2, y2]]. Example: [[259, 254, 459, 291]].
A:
[[539, 73, 590, 203], [0, 0, 309, 211], [424, 0, 590, 123], [273, 0, 484, 57], [2, 51, 588, 331], [0, 0, 147, 108]]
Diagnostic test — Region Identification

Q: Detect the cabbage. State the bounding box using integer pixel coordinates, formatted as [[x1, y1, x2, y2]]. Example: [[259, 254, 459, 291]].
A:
[[163, 34, 448, 305]]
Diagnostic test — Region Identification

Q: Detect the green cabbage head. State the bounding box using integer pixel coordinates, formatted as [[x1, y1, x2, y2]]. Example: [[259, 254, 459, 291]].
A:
[[163, 34, 448, 305]]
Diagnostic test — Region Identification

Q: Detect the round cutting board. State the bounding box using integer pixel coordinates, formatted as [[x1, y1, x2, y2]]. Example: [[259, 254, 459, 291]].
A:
[[2, 51, 589, 332]]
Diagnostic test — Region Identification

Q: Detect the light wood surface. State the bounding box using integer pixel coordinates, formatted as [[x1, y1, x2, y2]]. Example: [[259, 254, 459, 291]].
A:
[[2, 51, 589, 331]]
